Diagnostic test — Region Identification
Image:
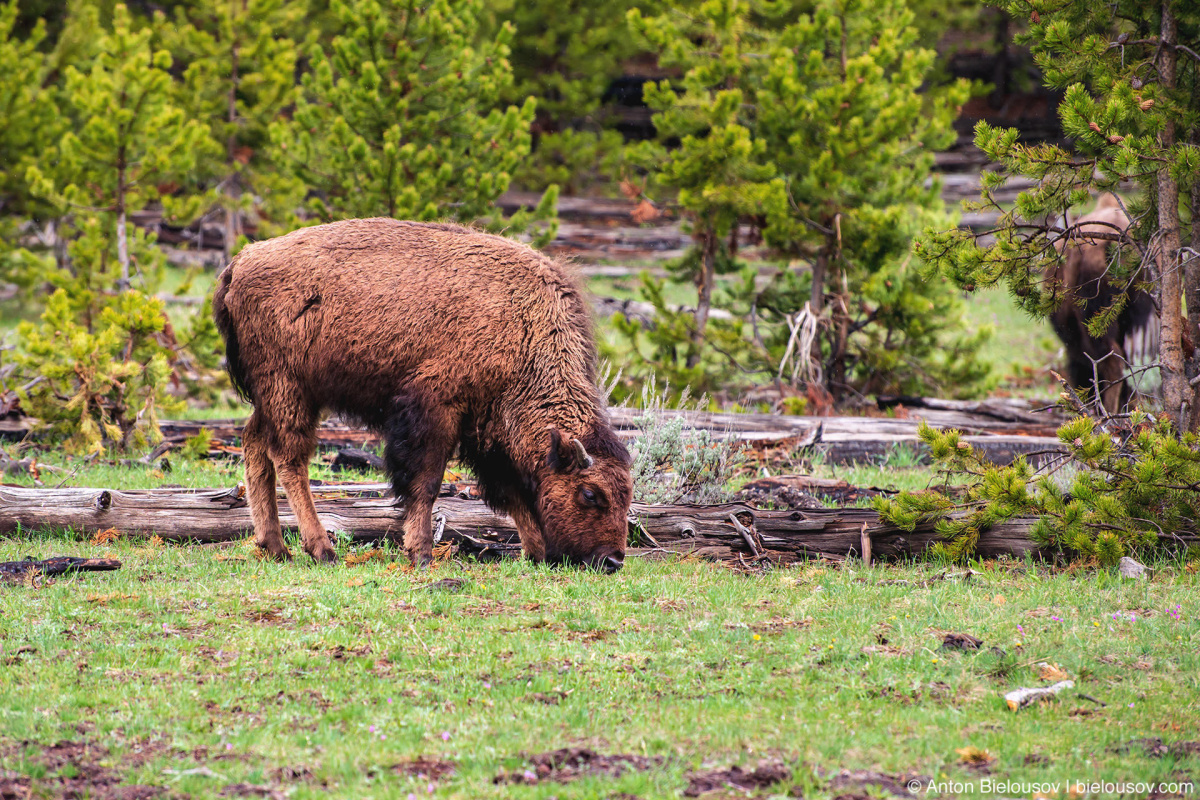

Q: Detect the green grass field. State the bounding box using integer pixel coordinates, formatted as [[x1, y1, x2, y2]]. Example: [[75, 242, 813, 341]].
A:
[[2, 534, 1197, 800]]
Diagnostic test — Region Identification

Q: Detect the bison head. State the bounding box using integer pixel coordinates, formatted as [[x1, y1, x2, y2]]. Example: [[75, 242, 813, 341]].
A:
[[536, 427, 633, 573]]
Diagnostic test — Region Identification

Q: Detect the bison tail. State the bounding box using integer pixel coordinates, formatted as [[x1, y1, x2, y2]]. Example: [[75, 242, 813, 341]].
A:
[[212, 266, 254, 403]]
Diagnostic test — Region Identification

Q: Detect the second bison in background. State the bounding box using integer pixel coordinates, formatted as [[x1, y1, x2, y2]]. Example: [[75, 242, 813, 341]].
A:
[[1049, 194, 1158, 413], [212, 219, 632, 572]]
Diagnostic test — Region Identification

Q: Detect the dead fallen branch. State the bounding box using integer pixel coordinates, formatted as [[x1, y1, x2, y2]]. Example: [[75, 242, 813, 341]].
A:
[[0, 556, 122, 582], [0, 484, 1055, 563]]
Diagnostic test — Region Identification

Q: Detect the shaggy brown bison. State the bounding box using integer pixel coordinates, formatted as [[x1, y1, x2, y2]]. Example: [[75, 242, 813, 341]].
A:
[[1048, 194, 1157, 413], [212, 219, 633, 571]]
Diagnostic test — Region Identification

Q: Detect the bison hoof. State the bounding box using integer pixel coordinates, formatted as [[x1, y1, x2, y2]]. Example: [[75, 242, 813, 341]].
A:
[[253, 539, 292, 562], [263, 547, 293, 562], [408, 550, 433, 569], [306, 544, 338, 564]]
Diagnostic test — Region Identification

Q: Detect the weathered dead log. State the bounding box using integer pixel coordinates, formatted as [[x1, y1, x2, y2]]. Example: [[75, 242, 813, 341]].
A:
[[153, 406, 1065, 466], [331, 448, 386, 473], [4, 401, 1068, 466], [736, 475, 905, 507], [0, 484, 1063, 562], [875, 395, 1065, 426], [0, 556, 121, 580]]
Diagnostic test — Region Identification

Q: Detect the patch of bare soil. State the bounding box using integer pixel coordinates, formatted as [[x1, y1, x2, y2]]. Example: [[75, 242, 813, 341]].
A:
[[391, 756, 455, 781], [243, 608, 287, 625], [221, 783, 286, 799], [495, 748, 663, 785], [683, 760, 792, 797], [0, 740, 167, 800], [941, 632, 983, 651], [826, 769, 931, 798], [1110, 738, 1200, 758]]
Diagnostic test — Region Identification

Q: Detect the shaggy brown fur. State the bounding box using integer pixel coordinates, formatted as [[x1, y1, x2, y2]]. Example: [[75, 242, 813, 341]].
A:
[[1048, 194, 1156, 413], [212, 219, 632, 571]]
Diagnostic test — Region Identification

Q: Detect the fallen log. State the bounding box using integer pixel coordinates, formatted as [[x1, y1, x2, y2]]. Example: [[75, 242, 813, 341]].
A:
[[3, 401, 1068, 466], [735, 475, 906, 507], [0, 484, 1059, 562], [875, 395, 1061, 426], [150, 405, 1066, 466], [0, 556, 122, 582]]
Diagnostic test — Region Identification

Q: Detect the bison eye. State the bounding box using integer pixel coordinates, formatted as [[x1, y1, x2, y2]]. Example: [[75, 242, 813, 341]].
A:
[[578, 486, 606, 508]]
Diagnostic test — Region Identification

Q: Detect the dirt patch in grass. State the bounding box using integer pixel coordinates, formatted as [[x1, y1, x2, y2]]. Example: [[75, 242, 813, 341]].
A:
[[0, 740, 167, 800], [495, 748, 663, 785], [243, 608, 288, 624], [683, 760, 792, 796], [459, 600, 514, 617], [1110, 738, 1200, 758], [391, 756, 455, 781], [521, 690, 572, 705], [195, 646, 239, 664], [826, 769, 930, 797], [221, 783, 286, 799]]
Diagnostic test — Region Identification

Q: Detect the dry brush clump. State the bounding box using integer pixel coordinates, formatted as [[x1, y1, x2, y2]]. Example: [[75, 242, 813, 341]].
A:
[[623, 379, 745, 505]]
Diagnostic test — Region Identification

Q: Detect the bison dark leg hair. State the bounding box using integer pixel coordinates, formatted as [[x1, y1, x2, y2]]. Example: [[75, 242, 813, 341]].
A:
[[384, 399, 461, 567], [242, 411, 290, 561], [508, 502, 546, 562], [463, 445, 547, 563]]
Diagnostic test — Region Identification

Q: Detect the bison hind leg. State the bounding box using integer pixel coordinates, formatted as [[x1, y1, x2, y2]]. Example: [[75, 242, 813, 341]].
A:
[[258, 403, 335, 564], [242, 411, 290, 561], [383, 397, 460, 568]]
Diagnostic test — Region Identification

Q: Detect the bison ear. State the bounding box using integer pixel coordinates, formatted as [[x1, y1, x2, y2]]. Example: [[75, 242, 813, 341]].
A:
[[546, 427, 593, 473]]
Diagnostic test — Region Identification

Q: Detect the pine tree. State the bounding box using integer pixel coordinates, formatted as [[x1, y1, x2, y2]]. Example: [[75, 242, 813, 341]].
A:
[[0, 0, 60, 289], [916, 0, 1200, 429], [0, 1, 57, 214], [754, 0, 982, 398], [619, 0, 988, 400], [626, 0, 786, 376], [14, 3, 220, 452], [158, 0, 302, 256], [489, 0, 657, 128], [484, 0, 658, 196], [271, 0, 555, 232], [25, 2, 216, 294]]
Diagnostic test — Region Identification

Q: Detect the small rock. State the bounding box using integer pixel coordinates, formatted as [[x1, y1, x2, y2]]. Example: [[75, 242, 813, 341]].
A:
[[1118, 557, 1146, 579]]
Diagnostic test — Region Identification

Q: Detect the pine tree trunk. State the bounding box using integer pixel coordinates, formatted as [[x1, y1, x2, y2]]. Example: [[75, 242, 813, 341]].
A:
[[829, 271, 850, 396], [1187, 125, 1200, 432], [810, 249, 826, 313], [687, 227, 718, 369], [116, 145, 129, 292], [826, 218, 847, 398], [1156, 0, 1187, 431]]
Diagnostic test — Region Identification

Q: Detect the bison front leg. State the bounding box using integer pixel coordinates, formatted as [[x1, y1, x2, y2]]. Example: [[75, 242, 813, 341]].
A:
[[385, 402, 459, 568], [508, 503, 546, 563], [242, 412, 290, 561]]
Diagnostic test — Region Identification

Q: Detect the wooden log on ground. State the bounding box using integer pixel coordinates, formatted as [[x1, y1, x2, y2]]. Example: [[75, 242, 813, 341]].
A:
[[159, 405, 1065, 466], [0, 484, 1080, 563], [6, 401, 1069, 467]]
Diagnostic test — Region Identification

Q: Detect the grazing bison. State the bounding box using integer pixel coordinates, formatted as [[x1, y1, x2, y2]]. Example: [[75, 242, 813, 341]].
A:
[[1048, 194, 1157, 412], [212, 219, 632, 571]]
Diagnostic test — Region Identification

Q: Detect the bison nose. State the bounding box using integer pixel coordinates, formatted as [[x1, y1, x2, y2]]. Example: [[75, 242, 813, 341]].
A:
[[601, 554, 624, 574]]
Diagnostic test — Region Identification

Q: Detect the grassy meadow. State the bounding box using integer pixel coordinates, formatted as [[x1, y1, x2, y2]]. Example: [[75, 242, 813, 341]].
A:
[[2, 533, 1197, 799]]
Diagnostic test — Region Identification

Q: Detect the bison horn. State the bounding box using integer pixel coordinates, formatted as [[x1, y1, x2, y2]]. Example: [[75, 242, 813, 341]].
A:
[[571, 438, 594, 470]]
